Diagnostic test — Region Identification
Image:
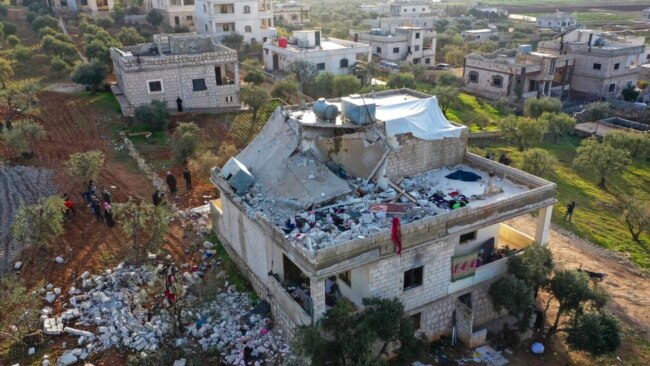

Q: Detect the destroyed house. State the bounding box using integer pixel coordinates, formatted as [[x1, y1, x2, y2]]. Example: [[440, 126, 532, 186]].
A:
[[209, 89, 556, 346]]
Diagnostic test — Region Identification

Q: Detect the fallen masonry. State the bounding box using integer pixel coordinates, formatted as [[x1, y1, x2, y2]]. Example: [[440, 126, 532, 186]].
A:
[[41, 262, 291, 365]]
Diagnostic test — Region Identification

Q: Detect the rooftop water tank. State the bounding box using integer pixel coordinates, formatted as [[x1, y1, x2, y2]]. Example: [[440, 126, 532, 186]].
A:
[[313, 98, 339, 122], [278, 37, 288, 48], [341, 95, 375, 125]]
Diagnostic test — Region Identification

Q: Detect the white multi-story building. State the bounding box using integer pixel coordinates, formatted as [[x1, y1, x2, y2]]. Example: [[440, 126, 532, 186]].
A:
[[195, 0, 275, 44], [536, 12, 577, 32], [263, 30, 371, 75], [356, 27, 436, 66], [389, 0, 431, 17], [461, 28, 499, 42], [145, 0, 196, 31], [273, 1, 310, 26], [48, 0, 113, 16]]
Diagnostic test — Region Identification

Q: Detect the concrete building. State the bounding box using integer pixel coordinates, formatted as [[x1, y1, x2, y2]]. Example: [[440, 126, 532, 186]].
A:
[[48, 0, 113, 16], [463, 47, 574, 101], [273, 1, 310, 26], [356, 27, 436, 66], [359, 2, 391, 15], [538, 29, 646, 98], [209, 88, 557, 343], [110, 33, 240, 116], [536, 12, 576, 32], [145, 0, 196, 31], [195, 0, 275, 44], [461, 28, 499, 42], [642, 8, 650, 23], [263, 30, 371, 75], [389, 0, 431, 16]]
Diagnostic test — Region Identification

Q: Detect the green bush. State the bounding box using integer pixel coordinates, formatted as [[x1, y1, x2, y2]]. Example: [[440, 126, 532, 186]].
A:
[[6, 34, 20, 49], [2, 22, 16, 36], [38, 26, 59, 39], [31, 15, 59, 33], [50, 57, 69, 76], [134, 100, 170, 131], [14, 45, 33, 62]]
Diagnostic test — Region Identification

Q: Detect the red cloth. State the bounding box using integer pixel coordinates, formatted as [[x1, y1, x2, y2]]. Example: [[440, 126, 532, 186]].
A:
[[64, 200, 74, 209], [391, 217, 402, 256]]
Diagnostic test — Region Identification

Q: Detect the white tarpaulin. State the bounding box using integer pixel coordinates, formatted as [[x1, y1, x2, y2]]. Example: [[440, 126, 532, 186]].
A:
[[377, 97, 464, 140]]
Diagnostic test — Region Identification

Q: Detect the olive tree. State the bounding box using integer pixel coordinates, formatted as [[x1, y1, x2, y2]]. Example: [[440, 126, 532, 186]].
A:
[[71, 59, 108, 93], [524, 97, 562, 118], [11, 195, 66, 251], [498, 116, 547, 151], [0, 81, 39, 130], [623, 199, 650, 243], [0, 118, 46, 158], [539, 111, 575, 142], [65, 150, 105, 187], [0, 274, 41, 345], [573, 137, 630, 189], [171, 122, 200, 164], [521, 148, 558, 177], [240, 85, 270, 123]]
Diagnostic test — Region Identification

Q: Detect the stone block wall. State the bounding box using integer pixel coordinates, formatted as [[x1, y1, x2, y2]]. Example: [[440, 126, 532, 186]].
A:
[[384, 130, 468, 180], [367, 237, 454, 311]]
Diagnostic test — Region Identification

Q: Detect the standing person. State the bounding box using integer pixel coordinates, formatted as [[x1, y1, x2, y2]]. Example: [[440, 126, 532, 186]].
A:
[[63, 194, 76, 218], [87, 180, 97, 195], [563, 201, 576, 222], [166, 171, 178, 198], [152, 189, 164, 206], [101, 186, 111, 204], [104, 201, 115, 228], [182, 167, 193, 190], [90, 196, 103, 222]]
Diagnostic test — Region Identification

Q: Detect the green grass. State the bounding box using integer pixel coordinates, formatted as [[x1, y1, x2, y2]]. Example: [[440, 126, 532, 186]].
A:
[[447, 93, 505, 132], [470, 136, 650, 269]]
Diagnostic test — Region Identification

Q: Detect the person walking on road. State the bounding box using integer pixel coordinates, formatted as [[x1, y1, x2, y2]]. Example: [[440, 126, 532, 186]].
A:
[[183, 167, 193, 190], [166, 171, 178, 198], [563, 201, 576, 222]]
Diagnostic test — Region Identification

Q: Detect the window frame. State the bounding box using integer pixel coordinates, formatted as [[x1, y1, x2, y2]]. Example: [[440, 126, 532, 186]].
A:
[[340, 58, 349, 68], [393, 47, 399, 54], [338, 271, 351, 287], [614, 63, 620, 70], [376, 46, 382, 54], [147, 79, 164, 94], [593, 63, 602, 70], [192, 78, 207, 92], [608, 83, 616, 92], [491, 75, 503, 88], [243, 5, 251, 14], [316, 63, 325, 71], [468, 71, 479, 83], [403, 266, 424, 291], [459, 231, 477, 243]]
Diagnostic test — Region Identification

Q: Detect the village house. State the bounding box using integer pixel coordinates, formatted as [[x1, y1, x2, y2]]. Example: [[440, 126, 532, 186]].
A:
[[643, 8, 650, 23], [48, 0, 113, 16], [209, 88, 557, 345], [536, 12, 577, 32], [356, 27, 436, 66], [463, 46, 574, 101], [263, 30, 371, 75], [273, 1, 310, 26], [145, 0, 196, 31], [110, 33, 240, 116], [195, 0, 275, 44], [461, 28, 499, 43], [538, 29, 646, 98]]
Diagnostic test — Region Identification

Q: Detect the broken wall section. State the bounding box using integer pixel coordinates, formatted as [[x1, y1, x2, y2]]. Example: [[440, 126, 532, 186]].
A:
[[315, 131, 387, 178], [385, 129, 469, 180]]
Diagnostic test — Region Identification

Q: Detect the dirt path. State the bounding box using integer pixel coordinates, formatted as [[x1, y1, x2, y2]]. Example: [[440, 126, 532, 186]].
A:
[[505, 215, 650, 338]]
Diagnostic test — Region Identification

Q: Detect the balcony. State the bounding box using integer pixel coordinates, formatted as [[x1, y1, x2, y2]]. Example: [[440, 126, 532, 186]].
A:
[[448, 223, 535, 294]]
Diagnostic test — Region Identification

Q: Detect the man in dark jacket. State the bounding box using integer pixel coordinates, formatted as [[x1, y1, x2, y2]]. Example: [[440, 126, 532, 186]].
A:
[[166, 171, 178, 198], [152, 189, 164, 206], [182, 167, 193, 190]]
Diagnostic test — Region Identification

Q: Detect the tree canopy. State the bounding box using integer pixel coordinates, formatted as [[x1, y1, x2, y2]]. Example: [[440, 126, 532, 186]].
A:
[[240, 85, 270, 123], [573, 137, 630, 189], [0, 118, 46, 157], [524, 97, 562, 118], [11, 195, 66, 250], [498, 116, 547, 151], [521, 148, 558, 177], [65, 150, 105, 187], [539, 111, 575, 142], [134, 100, 171, 131], [71, 59, 108, 92], [172, 122, 200, 164]]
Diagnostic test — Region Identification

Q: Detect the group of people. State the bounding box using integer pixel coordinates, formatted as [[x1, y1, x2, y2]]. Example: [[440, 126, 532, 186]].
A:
[[75, 180, 115, 227], [485, 152, 512, 166], [152, 168, 193, 206]]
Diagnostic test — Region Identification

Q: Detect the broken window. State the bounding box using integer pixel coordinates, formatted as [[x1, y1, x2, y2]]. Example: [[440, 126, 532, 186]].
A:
[[410, 312, 422, 330], [192, 78, 207, 91], [147, 80, 163, 93], [338, 270, 351, 286], [468, 71, 479, 83], [460, 231, 477, 243], [403, 266, 423, 290]]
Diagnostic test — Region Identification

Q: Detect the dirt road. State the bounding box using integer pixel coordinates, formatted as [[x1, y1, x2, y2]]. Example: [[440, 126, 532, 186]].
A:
[[505, 215, 650, 338]]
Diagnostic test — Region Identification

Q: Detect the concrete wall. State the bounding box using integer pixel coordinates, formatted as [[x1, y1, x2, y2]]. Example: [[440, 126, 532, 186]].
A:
[[569, 50, 644, 97], [111, 48, 240, 110], [384, 129, 468, 179]]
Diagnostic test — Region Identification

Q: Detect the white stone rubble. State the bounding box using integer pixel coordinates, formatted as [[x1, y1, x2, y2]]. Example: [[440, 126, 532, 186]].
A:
[[45, 263, 290, 364]]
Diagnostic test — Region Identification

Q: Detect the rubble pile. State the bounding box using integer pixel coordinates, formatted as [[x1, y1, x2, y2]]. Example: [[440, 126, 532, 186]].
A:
[[43, 263, 290, 365], [239, 165, 526, 255]]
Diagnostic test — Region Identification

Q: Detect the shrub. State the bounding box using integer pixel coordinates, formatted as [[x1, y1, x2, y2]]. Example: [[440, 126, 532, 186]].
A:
[[50, 56, 70, 76], [14, 45, 33, 62], [134, 100, 170, 131], [243, 69, 264, 85], [521, 148, 558, 177], [524, 97, 562, 118], [171, 122, 200, 164], [117, 27, 145, 46], [31, 15, 59, 33], [71, 59, 107, 92], [65, 150, 105, 187], [6, 34, 19, 48], [38, 26, 59, 39], [96, 16, 114, 29], [2, 21, 17, 36]]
